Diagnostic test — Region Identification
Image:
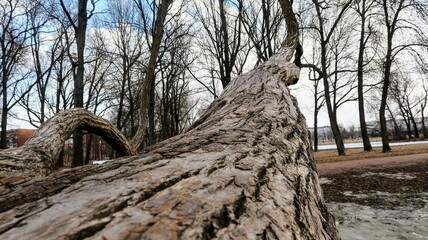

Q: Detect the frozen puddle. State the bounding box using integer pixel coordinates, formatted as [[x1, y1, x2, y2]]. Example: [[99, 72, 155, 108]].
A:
[[328, 202, 428, 239], [359, 172, 416, 180]]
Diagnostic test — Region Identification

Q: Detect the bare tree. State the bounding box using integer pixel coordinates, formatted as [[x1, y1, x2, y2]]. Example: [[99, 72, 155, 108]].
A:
[[52, 27, 74, 115], [240, 0, 285, 64], [56, 0, 96, 166], [103, 0, 144, 137], [377, 0, 428, 152], [306, 45, 324, 152], [131, 0, 173, 151], [353, 0, 377, 151], [390, 73, 423, 139], [192, 0, 251, 89], [157, 18, 195, 142], [0, 0, 34, 149], [17, 2, 70, 128], [389, 76, 412, 138], [301, 0, 353, 156], [83, 31, 116, 164]]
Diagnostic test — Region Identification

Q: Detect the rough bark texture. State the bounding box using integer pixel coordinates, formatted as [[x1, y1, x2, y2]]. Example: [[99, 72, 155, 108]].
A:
[[0, 109, 133, 178], [0, 46, 339, 239]]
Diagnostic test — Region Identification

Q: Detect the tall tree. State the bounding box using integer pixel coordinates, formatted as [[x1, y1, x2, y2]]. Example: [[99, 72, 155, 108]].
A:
[[354, 0, 376, 151], [157, 19, 195, 141], [302, 0, 353, 156], [19, 2, 62, 126], [389, 74, 421, 139], [0, 0, 33, 149], [83, 31, 114, 164], [104, 0, 144, 137], [310, 70, 325, 152], [59, 0, 95, 166], [131, 0, 173, 151], [305, 43, 324, 151], [377, 0, 428, 152]]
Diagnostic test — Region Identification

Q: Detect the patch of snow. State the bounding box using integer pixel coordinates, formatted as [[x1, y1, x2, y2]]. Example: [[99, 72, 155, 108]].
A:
[[328, 202, 428, 240], [342, 191, 368, 199], [92, 160, 112, 165], [359, 172, 416, 180], [319, 177, 333, 185]]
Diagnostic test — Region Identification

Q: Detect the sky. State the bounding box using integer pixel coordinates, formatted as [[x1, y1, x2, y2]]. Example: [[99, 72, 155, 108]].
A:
[[290, 70, 363, 129]]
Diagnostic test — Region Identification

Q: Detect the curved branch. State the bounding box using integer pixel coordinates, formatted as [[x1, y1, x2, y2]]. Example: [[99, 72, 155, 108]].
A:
[[0, 108, 133, 177], [276, 0, 303, 80]]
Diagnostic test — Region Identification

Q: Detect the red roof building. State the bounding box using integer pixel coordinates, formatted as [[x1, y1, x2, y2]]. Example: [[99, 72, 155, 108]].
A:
[[6, 129, 36, 148]]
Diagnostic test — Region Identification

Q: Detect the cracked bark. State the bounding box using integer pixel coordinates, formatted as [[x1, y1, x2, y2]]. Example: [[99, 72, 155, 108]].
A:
[[0, 44, 339, 238]]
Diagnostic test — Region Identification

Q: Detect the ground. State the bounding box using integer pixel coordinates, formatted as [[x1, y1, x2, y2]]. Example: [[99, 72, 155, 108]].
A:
[[318, 153, 428, 239]]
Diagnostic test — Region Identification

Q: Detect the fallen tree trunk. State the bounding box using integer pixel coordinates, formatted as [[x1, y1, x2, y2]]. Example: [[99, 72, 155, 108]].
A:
[[0, 45, 339, 238], [0, 0, 339, 237]]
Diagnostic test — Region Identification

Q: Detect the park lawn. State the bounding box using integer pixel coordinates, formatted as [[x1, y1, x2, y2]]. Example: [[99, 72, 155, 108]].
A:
[[314, 143, 428, 164]]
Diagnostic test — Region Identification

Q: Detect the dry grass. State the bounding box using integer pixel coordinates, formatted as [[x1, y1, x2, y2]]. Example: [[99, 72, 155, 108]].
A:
[[314, 143, 428, 164]]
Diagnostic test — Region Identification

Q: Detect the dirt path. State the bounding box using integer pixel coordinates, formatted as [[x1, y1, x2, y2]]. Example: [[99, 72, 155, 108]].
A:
[[316, 152, 428, 175]]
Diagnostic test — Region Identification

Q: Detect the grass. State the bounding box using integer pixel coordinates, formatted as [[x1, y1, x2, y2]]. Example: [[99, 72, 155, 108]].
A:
[[314, 143, 428, 164], [321, 163, 428, 209]]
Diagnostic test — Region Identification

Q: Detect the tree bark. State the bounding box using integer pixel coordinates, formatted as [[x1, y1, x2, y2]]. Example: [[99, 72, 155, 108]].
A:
[[0, 45, 339, 239]]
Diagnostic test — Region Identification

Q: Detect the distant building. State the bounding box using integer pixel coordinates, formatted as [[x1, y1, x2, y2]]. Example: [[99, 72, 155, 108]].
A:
[[5, 129, 36, 148], [308, 126, 333, 141]]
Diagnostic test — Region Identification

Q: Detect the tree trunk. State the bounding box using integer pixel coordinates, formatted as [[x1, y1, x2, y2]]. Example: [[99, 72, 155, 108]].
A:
[[0, 76, 7, 149], [72, 0, 89, 167], [131, 0, 173, 152], [148, 85, 156, 146], [379, 47, 392, 152], [311, 0, 348, 156], [0, 45, 339, 239], [85, 133, 93, 164], [322, 62, 345, 156], [408, 106, 419, 139], [314, 110, 319, 152], [422, 105, 427, 139], [386, 105, 402, 140], [404, 115, 412, 139], [357, 0, 372, 151]]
